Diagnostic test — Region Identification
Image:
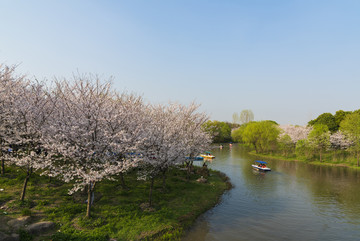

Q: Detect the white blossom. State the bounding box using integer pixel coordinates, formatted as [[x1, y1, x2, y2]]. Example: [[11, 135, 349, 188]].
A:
[[279, 125, 312, 143]]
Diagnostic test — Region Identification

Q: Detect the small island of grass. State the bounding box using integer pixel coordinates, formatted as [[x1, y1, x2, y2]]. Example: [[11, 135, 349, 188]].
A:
[[0, 165, 231, 241]]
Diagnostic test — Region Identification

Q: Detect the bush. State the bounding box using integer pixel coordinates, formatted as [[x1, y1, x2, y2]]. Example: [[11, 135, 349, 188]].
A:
[[21, 208, 32, 216]]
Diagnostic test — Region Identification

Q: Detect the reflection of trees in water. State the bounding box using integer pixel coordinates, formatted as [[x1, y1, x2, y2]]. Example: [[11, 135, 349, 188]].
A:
[[275, 159, 360, 223]]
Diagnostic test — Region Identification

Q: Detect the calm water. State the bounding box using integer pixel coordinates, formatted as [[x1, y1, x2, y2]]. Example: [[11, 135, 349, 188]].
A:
[[183, 145, 360, 241]]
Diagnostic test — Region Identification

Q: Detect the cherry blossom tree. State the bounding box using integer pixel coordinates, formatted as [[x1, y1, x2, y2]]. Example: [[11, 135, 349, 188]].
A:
[[138, 102, 210, 206], [182, 105, 211, 179], [330, 131, 352, 150], [43, 75, 144, 217], [279, 125, 312, 144], [0, 64, 25, 175], [6, 79, 53, 201]]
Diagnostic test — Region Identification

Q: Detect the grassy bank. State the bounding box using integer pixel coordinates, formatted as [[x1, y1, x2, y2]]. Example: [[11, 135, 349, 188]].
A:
[[250, 150, 360, 170], [0, 166, 231, 240]]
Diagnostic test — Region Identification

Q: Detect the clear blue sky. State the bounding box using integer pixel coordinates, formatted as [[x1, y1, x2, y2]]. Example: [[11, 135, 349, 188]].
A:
[[1, 0, 360, 125]]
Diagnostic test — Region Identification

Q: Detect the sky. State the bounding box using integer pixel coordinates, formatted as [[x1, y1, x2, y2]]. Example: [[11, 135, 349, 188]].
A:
[[1, 0, 360, 125]]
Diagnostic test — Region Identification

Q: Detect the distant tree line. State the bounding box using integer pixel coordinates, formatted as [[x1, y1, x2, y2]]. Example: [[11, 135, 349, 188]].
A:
[[230, 110, 360, 167], [203, 110, 254, 143]]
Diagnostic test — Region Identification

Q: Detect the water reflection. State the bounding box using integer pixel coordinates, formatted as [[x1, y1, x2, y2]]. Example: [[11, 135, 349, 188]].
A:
[[183, 145, 360, 241]]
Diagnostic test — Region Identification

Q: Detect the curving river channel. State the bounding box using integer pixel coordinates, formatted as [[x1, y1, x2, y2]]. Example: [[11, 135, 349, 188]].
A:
[[183, 145, 360, 241]]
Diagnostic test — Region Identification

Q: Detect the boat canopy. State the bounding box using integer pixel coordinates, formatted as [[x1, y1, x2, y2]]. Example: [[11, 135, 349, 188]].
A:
[[205, 151, 212, 154], [255, 160, 267, 164]]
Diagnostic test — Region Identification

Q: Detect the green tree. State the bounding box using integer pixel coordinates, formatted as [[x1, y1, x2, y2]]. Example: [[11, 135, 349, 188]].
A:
[[296, 139, 307, 158], [334, 110, 351, 127], [202, 120, 232, 143], [232, 112, 240, 125], [242, 121, 280, 153], [278, 134, 294, 157], [240, 109, 254, 124], [308, 113, 337, 132], [231, 123, 248, 143], [307, 124, 331, 162], [340, 112, 360, 166]]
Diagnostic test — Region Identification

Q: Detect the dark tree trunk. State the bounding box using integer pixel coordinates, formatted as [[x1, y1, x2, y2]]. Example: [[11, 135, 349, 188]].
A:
[[357, 151, 359, 167], [119, 173, 128, 190], [186, 161, 193, 181], [1, 159, 4, 176], [162, 169, 167, 191], [149, 177, 155, 207], [86, 182, 95, 218], [20, 169, 31, 202]]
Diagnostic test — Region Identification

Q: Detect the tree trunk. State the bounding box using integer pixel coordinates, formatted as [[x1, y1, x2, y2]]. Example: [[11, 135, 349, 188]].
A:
[[149, 177, 154, 207], [86, 182, 95, 218], [320, 150, 322, 162], [119, 173, 128, 190], [20, 173, 30, 202], [186, 161, 193, 181], [357, 151, 359, 167], [20, 166, 32, 202], [162, 169, 167, 191], [1, 159, 4, 176]]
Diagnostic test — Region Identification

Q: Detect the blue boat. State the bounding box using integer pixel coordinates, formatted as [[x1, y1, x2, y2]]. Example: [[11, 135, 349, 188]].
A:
[[185, 156, 204, 161], [251, 160, 271, 171]]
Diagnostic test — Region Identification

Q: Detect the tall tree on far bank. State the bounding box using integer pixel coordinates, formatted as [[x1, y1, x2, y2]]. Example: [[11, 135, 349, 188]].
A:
[[308, 113, 338, 133], [340, 112, 360, 166], [334, 110, 352, 127], [232, 112, 240, 125], [240, 109, 254, 124], [242, 121, 280, 153], [307, 124, 331, 162], [202, 121, 231, 143]]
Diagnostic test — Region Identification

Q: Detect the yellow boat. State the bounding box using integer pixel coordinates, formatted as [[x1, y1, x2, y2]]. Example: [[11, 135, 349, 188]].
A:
[[200, 152, 215, 159]]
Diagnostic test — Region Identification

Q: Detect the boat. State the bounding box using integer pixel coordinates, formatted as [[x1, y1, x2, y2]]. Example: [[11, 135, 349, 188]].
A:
[[185, 156, 204, 161], [251, 160, 271, 171], [200, 151, 215, 159]]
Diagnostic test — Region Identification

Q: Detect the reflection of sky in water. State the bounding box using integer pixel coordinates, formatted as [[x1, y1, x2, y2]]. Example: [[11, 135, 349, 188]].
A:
[[184, 145, 360, 241]]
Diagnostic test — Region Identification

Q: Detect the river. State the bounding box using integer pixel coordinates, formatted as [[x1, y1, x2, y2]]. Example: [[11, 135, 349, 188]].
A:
[[183, 145, 360, 241]]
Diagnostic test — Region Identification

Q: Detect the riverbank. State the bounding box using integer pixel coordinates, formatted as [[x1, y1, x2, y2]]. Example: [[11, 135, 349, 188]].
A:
[[0, 166, 231, 240], [249, 151, 360, 170]]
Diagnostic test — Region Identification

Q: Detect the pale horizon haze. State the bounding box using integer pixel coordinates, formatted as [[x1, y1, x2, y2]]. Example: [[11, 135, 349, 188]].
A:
[[1, 0, 360, 125]]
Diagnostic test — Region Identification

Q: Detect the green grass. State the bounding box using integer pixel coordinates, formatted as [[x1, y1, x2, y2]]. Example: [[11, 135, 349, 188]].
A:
[[0, 166, 230, 240]]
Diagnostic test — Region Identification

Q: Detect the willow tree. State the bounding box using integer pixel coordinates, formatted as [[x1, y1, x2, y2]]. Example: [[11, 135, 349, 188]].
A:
[[240, 109, 254, 124], [242, 121, 279, 153]]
